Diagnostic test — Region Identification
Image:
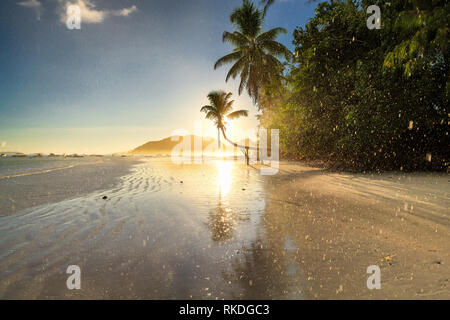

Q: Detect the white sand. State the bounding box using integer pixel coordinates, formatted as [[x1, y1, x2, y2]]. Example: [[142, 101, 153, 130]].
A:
[[0, 159, 448, 299], [0, 157, 140, 216]]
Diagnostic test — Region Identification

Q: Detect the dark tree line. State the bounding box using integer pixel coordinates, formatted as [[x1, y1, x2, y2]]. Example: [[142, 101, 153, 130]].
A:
[[258, 0, 448, 171]]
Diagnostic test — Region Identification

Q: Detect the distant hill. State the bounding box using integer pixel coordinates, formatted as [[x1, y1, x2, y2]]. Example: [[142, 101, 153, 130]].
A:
[[129, 135, 260, 156], [130, 135, 218, 154]]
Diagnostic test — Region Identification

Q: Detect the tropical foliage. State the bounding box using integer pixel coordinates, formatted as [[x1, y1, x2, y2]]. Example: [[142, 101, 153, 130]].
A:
[[214, 0, 292, 102], [258, 0, 448, 171], [200, 91, 249, 148], [260, 0, 275, 17]]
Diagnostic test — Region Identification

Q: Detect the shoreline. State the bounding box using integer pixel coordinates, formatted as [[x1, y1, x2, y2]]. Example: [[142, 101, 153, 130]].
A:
[[0, 159, 448, 299], [0, 157, 141, 216]]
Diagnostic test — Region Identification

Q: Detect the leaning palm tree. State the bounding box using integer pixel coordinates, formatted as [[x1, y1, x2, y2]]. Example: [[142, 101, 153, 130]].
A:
[[214, 0, 292, 102], [200, 91, 248, 149]]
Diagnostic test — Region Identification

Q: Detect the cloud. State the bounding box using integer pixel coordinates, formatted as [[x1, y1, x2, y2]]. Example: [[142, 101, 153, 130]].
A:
[[17, 0, 40, 8], [112, 5, 137, 17], [59, 0, 137, 24], [72, 0, 105, 23], [17, 0, 42, 21], [1, 141, 6, 148]]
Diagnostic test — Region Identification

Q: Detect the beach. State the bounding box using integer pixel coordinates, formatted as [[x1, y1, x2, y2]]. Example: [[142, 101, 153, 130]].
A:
[[0, 158, 448, 299], [0, 157, 140, 216]]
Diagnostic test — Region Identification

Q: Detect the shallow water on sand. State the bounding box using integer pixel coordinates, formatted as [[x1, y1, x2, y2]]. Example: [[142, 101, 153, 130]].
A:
[[0, 157, 102, 178], [0, 158, 305, 299]]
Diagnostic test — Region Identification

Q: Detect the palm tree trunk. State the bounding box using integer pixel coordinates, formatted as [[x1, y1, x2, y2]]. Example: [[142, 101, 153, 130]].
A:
[[220, 128, 239, 148], [245, 147, 249, 165], [220, 128, 250, 165], [217, 128, 221, 149], [256, 134, 260, 162]]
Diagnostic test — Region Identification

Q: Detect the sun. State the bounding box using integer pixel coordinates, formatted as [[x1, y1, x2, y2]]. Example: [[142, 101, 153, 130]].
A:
[[225, 118, 234, 133]]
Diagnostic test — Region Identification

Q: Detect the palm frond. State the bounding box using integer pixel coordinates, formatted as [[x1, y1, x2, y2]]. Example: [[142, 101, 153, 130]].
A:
[[247, 64, 260, 102], [200, 105, 215, 113], [230, 0, 263, 38], [224, 91, 233, 102], [205, 112, 219, 121], [238, 65, 250, 95], [227, 110, 249, 119], [260, 40, 293, 60], [262, 52, 285, 70], [223, 99, 235, 115], [214, 51, 242, 70], [207, 90, 225, 107], [225, 56, 247, 81], [261, 0, 275, 17], [256, 27, 287, 42], [222, 31, 250, 46]]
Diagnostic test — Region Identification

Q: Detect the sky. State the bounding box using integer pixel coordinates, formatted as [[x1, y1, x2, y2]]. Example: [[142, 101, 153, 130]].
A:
[[0, 0, 317, 154]]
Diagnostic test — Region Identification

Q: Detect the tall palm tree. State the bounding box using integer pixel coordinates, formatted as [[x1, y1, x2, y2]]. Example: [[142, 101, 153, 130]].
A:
[[214, 0, 292, 102], [200, 90, 248, 149]]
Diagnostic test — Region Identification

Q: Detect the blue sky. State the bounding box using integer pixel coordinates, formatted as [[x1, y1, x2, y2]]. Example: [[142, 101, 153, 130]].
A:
[[0, 0, 317, 154]]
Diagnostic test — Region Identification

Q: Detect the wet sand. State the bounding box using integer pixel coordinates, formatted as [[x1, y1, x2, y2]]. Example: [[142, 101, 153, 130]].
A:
[[0, 157, 140, 216], [259, 163, 449, 299], [0, 158, 448, 299]]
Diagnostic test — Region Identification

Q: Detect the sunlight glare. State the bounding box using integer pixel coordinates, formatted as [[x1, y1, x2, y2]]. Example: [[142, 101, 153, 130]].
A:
[[225, 119, 234, 132], [216, 160, 233, 197]]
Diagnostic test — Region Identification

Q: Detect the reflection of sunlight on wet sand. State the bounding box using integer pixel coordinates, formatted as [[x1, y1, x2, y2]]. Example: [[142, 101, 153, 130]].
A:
[[216, 160, 233, 196], [0, 158, 304, 299]]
